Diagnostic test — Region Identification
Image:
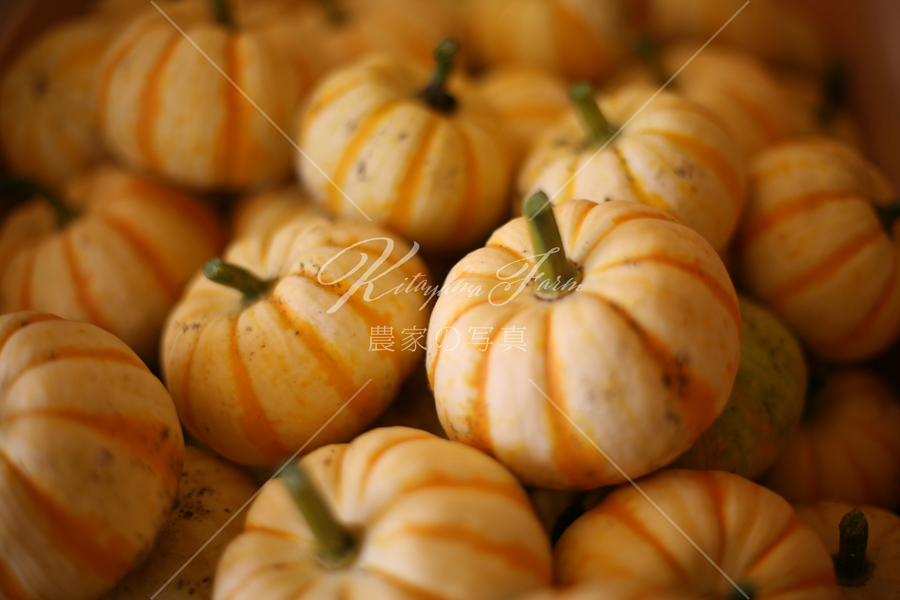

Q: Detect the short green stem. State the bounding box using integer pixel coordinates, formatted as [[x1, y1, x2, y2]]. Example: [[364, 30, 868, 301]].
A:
[[0, 178, 77, 227], [875, 200, 900, 232], [419, 38, 459, 114], [570, 83, 613, 147], [635, 36, 667, 85], [318, 0, 347, 26], [212, 0, 231, 27], [523, 191, 582, 300], [281, 461, 358, 567], [203, 258, 272, 300], [835, 509, 873, 586]]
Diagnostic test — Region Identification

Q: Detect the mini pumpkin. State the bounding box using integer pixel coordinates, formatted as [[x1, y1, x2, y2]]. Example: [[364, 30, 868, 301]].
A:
[[213, 426, 553, 600], [230, 184, 326, 240], [464, 0, 627, 82], [477, 66, 570, 160], [426, 195, 741, 490], [518, 83, 745, 253], [556, 470, 841, 600], [0, 17, 111, 186], [100, 446, 258, 600], [97, 0, 305, 191], [762, 370, 900, 510], [736, 139, 900, 362], [670, 295, 807, 479], [161, 217, 431, 467], [0, 166, 225, 364], [0, 311, 184, 600], [796, 501, 900, 598], [297, 40, 512, 252]]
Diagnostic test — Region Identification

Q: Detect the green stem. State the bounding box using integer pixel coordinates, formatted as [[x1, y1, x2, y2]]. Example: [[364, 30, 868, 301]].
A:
[[725, 584, 755, 600], [523, 191, 582, 300], [875, 200, 900, 232], [281, 461, 358, 567], [212, 0, 231, 27], [835, 509, 873, 586], [0, 178, 77, 227], [570, 83, 613, 147], [203, 259, 272, 300], [419, 39, 459, 114], [635, 36, 667, 85], [318, 0, 347, 26], [818, 62, 850, 126]]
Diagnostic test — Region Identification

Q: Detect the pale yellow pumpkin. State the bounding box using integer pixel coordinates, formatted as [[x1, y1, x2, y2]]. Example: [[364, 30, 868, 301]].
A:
[[464, 0, 627, 81], [0, 165, 225, 364], [518, 84, 746, 253], [0, 17, 111, 186], [0, 311, 184, 600], [100, 446, 258, 600], [161, 217, 431, 467], [736, 139, 900, 362], [762, 370, 900, 510], [426, 198, 741, 490], [556, 470, 841, 600], [646, 0, 826, 72], [230, 184, 327, 240], [213, 426, 553, 600], [96, 0, 305, 191], [477, 66, 570, 160], [796, 501, 900, 598], [297, 48, 512, 252]]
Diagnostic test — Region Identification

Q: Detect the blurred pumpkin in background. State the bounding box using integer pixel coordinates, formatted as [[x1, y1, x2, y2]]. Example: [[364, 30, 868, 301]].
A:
[[0, 312, 184, 600], [230, 184, 327, 240], [0, 166, 225, 364]]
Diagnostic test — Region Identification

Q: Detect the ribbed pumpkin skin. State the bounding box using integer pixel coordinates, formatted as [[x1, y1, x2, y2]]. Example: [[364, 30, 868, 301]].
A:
[[556, 470, 841, 600], [737, 139, 900, 362], [517, 580, 697, 600], [0, 18, 110, 186], [298, 55, 512, 253], [426, 200, 741, 490], [647, 0, 825, 72], [477, 67, 570, 160], [518, 85, 746, 253], [97, 1, 303, 191], [762, 370, 900, 510], [161, 218, 431, 467], [464, 0, 626, 81], [796, 501, 900, 599], [213, 427, 553, 600], [0, 165, 225, 364], [100, 446, 258, 600], [0, 312, 185, 600], [231, 185, 327, 240], [670, 295, 807, 479]]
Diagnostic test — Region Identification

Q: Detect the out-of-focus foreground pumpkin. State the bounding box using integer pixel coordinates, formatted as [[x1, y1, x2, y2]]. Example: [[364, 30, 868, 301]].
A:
[[0, 311, 184, 600], [427, 197, 740, 490], [162, 217, 430, 467], [555, 470, 841, 600], [0, 165, 225, 364], [213, 426, 553, 600]]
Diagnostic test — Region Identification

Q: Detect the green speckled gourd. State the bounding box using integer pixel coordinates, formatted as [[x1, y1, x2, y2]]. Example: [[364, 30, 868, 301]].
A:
[[670, 295, 806, 478]]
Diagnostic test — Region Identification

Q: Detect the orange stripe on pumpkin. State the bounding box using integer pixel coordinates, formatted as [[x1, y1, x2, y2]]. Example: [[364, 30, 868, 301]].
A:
[[0, 313, 62, 355], [2, 346, 145, 395], [16, 247, 37, 311], [767, 228, 884, 310], [387, 115, 439, 232], [61, 230, 112, 332], [448, 123, 484, 245], [96, 19, 157, 122], [744, 513, 803, 574], [739, 192, 860, 248], [0, 451, 138, 582], [356, 433, 435, 497], [218, 36, 243, 188], [613, 146, 670, 213], [136, 33, 181, 172], [582, 209, 676, 258], [175, 319, 207, 443], [100, 214, 182, 301], [361, 566, 455, 600]]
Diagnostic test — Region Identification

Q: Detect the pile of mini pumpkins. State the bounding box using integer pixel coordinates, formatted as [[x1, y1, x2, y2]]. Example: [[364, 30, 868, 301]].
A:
[[1, 0, 899, 598]]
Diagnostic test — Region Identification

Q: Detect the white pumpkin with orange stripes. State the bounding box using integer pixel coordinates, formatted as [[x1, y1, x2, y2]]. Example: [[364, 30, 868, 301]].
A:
[[518, 83, 746, 253], [0, 166, 225, 364], [555, 470, 841, 600], [96, 0, 305, 191], [213, 426, 553, 600], [426, 196, 741, 490], [762, 370, 900, 510], [297, 41, 512, 253], [161, 217, 430, 467], [230, 184, 327, 240], [0, 312, 184, 600], [737, 139, 900, 362], [0, 17, 112, 186]]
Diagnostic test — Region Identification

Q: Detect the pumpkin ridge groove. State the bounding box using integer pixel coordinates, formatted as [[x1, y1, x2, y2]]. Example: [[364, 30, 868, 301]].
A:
[[447, 121, 483, 244], [218, 36, 242, 188], [613, 145, 670, 214], [16, 247, 37, 310], [360, 566, 455, 600], [428, 296, 507, 385], [1, 346, 146, 397], [0, 313, 60, 356], [96, 18, 157, 123], [99, 213, 181, 301], [738, 192, 859, 248], [695, 472, 727, 565], [174, 316, 208, 444], [744, 513, 802, 574], [386, 115, 439, 231], [356, 433, 434, 499], [767, 227, 884, 309], [61, 229, 112, 332], [136, 32, 180, 172], [125, 178, 227, 251], [581, 210, 675, 259], [0, 450, 137, 581]]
